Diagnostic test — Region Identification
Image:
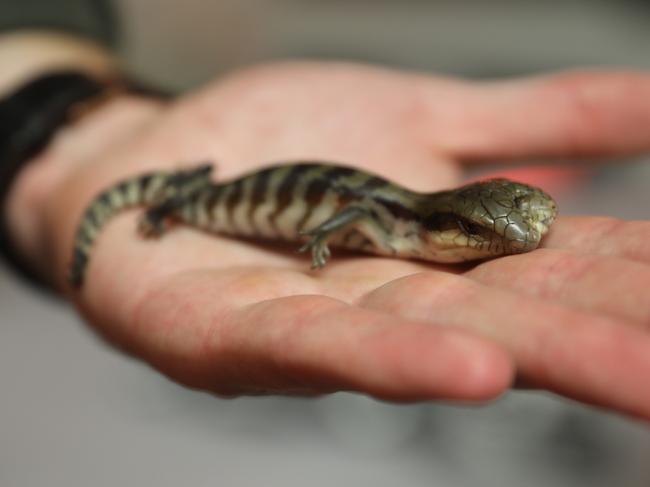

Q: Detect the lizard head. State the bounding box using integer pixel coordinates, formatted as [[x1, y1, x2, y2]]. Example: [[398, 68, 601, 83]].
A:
[[420, 178, 558, 262]]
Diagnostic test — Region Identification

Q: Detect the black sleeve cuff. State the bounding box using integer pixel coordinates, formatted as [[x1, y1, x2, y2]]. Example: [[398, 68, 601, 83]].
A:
[[0, 0, 117, 47]]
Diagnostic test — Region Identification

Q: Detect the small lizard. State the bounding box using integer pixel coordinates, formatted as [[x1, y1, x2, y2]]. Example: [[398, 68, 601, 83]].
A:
[[69, 162, 557, 287]]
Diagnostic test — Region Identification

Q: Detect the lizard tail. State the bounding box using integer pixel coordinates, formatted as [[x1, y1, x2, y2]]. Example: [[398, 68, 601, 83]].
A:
[[68, 171, 172, 288], [68, 163, 214, 288]]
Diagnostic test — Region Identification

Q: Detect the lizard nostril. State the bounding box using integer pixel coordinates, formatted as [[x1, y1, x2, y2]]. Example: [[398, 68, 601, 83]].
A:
[[514, 196, 528, 209]]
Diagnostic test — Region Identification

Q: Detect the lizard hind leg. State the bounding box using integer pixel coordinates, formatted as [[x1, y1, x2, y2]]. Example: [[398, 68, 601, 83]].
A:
[[138, 162, 215, 238], [137, 201, 177, 237]]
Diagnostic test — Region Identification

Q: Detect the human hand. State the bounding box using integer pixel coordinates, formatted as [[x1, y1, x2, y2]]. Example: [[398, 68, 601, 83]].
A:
[[11, 62, 650, 417]]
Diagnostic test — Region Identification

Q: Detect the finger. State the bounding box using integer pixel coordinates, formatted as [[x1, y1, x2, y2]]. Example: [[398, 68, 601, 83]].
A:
[[543, 216, 650, 263], [128, 271, 513, 402], [478, 165, 589, 195], [466, 249, 650, 327], [360, 271, 650, 419], [428, 70, 650, 162]]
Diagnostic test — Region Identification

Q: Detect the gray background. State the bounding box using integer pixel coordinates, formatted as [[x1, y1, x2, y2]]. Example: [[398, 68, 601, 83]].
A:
[[2, 1, 650, 486]]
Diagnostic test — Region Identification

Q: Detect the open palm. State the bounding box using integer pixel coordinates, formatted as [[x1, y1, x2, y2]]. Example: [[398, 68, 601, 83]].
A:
[[43, 63, 650, 418]]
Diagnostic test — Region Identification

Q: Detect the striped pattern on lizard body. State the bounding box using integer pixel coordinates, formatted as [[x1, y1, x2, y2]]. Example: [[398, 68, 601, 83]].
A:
[[169, 164, 429, 257], [179, 164, 400, 236], [69, 162, 558, 288]]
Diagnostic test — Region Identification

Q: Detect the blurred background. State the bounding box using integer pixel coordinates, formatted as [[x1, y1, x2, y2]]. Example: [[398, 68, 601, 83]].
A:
[[2, 0, 650, 486]]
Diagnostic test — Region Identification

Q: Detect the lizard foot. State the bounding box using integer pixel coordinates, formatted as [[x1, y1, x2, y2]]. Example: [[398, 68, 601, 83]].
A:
[[298, 233, 331, 269], [137, 212, 167, 238]]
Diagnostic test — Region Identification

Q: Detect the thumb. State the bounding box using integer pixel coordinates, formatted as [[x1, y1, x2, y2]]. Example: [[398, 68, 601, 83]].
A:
[[426, 70, 650, 163]]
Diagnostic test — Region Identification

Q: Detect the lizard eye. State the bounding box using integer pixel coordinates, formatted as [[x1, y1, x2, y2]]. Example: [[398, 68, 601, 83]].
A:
[[457, 220, 483, 237]]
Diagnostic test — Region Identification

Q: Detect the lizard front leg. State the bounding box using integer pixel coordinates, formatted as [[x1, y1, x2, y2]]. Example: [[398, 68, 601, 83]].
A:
[[299, 205, 380, 269]]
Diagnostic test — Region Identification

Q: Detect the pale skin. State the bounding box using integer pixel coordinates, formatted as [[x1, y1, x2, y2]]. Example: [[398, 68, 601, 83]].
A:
[[5, 34, 650, 418]]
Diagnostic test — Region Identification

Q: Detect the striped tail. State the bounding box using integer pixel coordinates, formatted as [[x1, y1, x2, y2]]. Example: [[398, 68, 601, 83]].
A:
[[68, 164, 214, 288], [68, 171, 172, 288]]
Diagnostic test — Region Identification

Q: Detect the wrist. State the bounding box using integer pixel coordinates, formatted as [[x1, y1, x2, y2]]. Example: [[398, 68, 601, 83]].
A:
[[0, 31, 166, 286], [6, 93, 166, 286]]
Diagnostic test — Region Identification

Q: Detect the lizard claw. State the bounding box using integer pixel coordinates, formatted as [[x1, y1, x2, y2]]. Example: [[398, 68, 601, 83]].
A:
[[298, 234, 331, 269]]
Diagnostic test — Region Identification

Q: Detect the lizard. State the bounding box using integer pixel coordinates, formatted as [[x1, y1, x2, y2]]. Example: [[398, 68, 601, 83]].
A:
[[69, 162, 558, 287]]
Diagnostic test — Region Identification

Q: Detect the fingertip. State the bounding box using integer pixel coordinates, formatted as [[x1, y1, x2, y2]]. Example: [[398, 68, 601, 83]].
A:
[[365, 323, 514, 402], [450, 333, 514, 401]]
